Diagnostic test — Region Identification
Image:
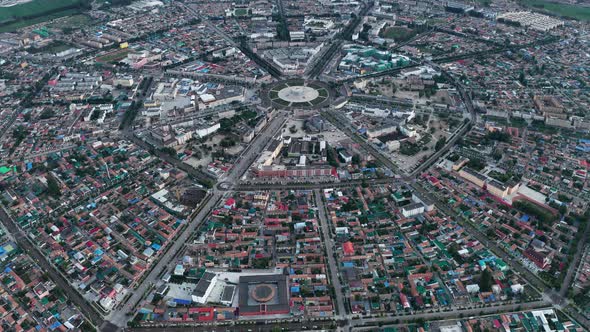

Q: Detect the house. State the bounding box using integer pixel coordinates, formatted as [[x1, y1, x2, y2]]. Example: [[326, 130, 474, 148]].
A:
[[224, 198, 236, 210]]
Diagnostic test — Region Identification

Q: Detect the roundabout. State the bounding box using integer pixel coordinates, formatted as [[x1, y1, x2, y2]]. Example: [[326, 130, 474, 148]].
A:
[[267, 79, 332, 109]]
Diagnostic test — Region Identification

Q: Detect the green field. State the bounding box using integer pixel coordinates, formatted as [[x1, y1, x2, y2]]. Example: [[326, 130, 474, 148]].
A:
[[234, 8, 248, 16], [519, 0, 590, 21], [0, 0, 90, 32], [96, 49, 130, 63], [27, 40, 73, 54], [0, 0, 85, 21], [0, 8, 81, 32]]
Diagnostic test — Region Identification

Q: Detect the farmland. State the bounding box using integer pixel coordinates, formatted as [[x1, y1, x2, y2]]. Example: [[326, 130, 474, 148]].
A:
[[0, 0, 90, 32], [519, 0, 590, 21]]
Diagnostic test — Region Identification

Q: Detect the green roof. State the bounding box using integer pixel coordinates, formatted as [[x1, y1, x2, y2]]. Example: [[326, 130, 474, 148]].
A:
[[0, 166, 12, 174]]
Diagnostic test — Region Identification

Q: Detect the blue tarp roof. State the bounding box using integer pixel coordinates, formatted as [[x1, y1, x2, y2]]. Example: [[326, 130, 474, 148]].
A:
[[174, 298, 191, 305], [49, 321, 62, 331]]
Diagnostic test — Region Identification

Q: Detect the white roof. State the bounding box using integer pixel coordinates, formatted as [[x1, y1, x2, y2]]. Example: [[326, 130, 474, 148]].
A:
[[200, 94, 216, 103]]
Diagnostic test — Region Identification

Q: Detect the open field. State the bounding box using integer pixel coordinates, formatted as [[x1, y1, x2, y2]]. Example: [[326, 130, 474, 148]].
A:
[[519, 0, 590, 21], [48, 13, 93, 29]]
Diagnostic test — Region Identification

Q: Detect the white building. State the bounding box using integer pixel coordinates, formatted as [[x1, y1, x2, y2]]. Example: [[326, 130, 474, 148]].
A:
[[386, 140, 400, 152], [401, 202, 425, 218], [195, 122, 220, 138], [113, 76, 134, 87], [466, 284, 480, 293], [192, 272, 217, 304], [511, 284, 523, 294], [289, 31, 305, 41]]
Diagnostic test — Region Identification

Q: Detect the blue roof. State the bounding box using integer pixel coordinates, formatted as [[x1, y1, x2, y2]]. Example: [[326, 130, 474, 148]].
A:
[[520, 215, 530, 222], [49, 321, 62, 330], [174, 298, 191, 305]]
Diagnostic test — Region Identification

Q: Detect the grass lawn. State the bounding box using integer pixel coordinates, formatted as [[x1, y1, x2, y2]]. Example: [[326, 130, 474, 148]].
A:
[[309, 96, 326, 106], [519, 0, 590, 21], [273, 98, 290, 106], [234, 8, 248, 16], [380, 26, 418, 42]]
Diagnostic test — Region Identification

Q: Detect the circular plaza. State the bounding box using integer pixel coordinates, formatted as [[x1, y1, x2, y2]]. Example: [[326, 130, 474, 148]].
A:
[[267, 80, 332, 109]]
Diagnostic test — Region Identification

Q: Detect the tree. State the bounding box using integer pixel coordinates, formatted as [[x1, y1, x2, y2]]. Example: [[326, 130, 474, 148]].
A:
[[518, 71, 527, 86], [46, 174, 61, 197], [352, 154, 361, 165], [479, 268, 493, 292], [435, 137, 447, 152], [159, 147, 177, 156]]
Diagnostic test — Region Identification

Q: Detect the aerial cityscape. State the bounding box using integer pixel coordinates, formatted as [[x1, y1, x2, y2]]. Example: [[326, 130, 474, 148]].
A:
[[0, 0, 589, 331]]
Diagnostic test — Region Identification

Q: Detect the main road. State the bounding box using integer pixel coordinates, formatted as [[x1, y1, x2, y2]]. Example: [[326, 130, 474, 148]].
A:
[[128, 300, 551, 332], [351, 302, 551, 331]]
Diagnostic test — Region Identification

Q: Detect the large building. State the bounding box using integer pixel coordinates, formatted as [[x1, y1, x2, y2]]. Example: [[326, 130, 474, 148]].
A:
[[533, 95, 567, 120], [458, 167, 519, 199], [197, 86, 245, 109], [458, 167, 487, 188], [487, 179, 520, 198], [402, 202, 425, 218], [254, 165, 334, 178], [238, 274, 290, 316], [192, 272, 217, 304]]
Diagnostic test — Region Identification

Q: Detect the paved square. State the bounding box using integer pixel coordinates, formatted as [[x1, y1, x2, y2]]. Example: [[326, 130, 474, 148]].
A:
[[277, 85, 320, 103]]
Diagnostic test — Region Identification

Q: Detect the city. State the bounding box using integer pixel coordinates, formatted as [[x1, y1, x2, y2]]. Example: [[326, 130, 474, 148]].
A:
[[0, 0, 589, 331]]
